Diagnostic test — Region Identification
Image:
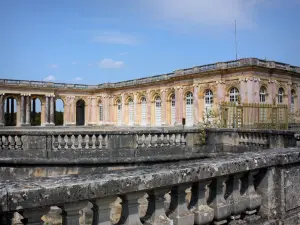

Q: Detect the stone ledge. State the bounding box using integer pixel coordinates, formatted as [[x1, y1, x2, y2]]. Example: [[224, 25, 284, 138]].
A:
[[1, 147, 300, 212]]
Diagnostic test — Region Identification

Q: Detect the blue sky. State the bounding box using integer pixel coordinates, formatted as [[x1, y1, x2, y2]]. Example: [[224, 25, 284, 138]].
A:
[[0, 0, 299, 85]]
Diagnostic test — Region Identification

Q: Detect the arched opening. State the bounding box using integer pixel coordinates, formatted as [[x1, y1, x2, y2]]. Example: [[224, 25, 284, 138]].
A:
[[259, 87, 267, 121], [170, 94, 176, 125], [55, 98, 64, 126], [204, 89, 213, 122], [229, 87, 239, 103], [259, 86, 267, 103], [30, 97, 41, 126], [4, 97, 17, 126], [128, 98, 134, 126], [117, 99, 122, 125], [185, 92, 193, 126], [99, 100, 103, 122], [291, 89, 296, 113], [76, 99, 85, 126], [278, 87, 284, 104], [155, 96, 162, 126], [140, 96, 147, 126]]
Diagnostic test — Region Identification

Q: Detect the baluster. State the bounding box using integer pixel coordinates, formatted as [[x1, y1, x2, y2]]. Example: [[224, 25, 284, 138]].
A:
[[66, 135, 73, 149], [3, 136, 8, 149], [157, 134, 163, 147], [226, 173, 247, 223], [73, 135, 79, 149], [88, 135, 93, 149], [60, 135, 66, 150], [21, 207, 50, 225], [180, 134, 186, 146], [145, 134, 151, 148], [167, 183, 194, 225], [92, 196, 117, 225], [101, 135, 107, 149], [117, 192, 144, 225], [15, 135, 22, 150], [53, 135, 59, 149], [60, 201, 88, 225], [175, 134, 181, 146], [208, 176, 231, 225], [95, 134, 100, 149], [241, 171, 261, 223], [163, 134, 169, 146], [9, 136, 15, 150], [189, 180, 214, 225], [0, 211, 14, 225], [150, 134, 157, 147], [169, 134, 175, 146], [143, 188, 172, 225]]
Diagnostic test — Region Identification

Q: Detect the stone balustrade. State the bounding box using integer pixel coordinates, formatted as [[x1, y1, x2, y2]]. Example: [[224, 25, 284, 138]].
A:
[[2, 147, 300, 225], [0, 58, 299, 91], [0, 128, 296, 165]]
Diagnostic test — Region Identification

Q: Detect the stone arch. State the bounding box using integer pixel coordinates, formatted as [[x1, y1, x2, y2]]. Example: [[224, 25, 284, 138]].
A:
[[55, 98, 64, 126], [76, 99, 85, 125], [30, 96, 43, 126], [4, 95, 18, 126]]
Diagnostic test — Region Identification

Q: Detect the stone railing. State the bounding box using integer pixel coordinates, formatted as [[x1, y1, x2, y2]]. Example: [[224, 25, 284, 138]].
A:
[[1, 147, 300, 225], [0, 128, 296, 165], [1, 58, 299, 91]]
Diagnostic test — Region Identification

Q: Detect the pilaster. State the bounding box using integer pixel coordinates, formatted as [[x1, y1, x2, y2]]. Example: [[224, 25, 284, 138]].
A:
[[25, 94, 31, 126], [0, 93, 5, 126]]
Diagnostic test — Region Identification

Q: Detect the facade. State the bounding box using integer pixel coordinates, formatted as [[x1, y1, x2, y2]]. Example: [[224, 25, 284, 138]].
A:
[[1, 57, 300, 127]]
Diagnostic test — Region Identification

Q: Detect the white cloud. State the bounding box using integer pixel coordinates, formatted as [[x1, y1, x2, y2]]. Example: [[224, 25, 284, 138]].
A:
[[75, 77, 82, 81], [49, 64, 58, 68], [98, 58, 124, 69], [140, 0, 263, 28], [93, 31, 138, 45], [44, 75, 55, 81]]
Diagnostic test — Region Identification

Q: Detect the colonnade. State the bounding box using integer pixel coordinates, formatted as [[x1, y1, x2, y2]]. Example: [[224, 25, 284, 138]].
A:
[[0, 77, 298, 127]]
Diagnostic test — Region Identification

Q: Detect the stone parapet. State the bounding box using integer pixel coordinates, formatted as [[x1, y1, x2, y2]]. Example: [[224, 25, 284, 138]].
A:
[[1, 148, 300, 224]]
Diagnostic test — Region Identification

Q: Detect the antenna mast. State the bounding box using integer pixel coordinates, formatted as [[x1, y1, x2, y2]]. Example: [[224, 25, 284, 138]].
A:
[[235, 20, 238, 60]]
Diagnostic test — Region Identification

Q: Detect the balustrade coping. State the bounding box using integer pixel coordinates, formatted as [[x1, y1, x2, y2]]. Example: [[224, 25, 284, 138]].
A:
[[0, 127, 295, 135], [0, 57, 299, 91], [0, 147, 299, 212]]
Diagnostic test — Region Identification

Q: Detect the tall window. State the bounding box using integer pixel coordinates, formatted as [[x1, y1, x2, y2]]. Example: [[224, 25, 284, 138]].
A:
[[204, 89, 213, 111], [171, 94, 176, 125], [229, 87, 239, 103], [278, 88, 284, 104], [259, 87, 266, 103], [99, 102, 103, 121], [291, 90, 295, 113], [155, 96, 162, 126], [141, 96, 147, 126], [117, 99, 122, 125], [186, 92, 193, 126], [128, 98, 134, 125]]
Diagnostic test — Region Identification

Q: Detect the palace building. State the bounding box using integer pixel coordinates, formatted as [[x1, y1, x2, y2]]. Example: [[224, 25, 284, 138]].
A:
[[1, 57, 300, 127]]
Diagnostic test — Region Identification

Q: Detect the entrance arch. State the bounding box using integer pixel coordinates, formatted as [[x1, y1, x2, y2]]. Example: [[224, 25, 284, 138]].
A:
[[76, 99, 85, 125], [31, 97, 42, 126]]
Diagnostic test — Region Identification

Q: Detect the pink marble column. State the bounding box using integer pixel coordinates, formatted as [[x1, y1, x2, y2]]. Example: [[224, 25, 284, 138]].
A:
[[175, 86, 183, 125], [161, 89, 166, 125], [193, 85, 199, 124], [239, 79, 247, 103], [216, 81, 225, 103], [65, 96, 70, 125], [147, 90, 151, 125], [121, 94, 125, 125], [287, 83, 292, 105], [133, 94, 137, 125], [70, 96, 75, 125]]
